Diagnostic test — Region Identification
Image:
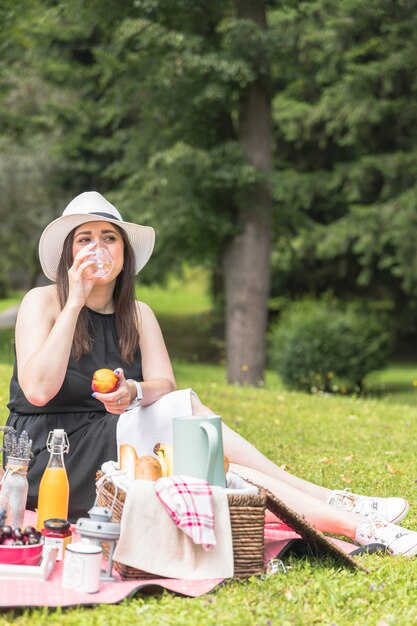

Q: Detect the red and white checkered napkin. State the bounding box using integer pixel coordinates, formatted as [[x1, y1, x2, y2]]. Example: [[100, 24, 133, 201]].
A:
[[154, 476, 215, 550]]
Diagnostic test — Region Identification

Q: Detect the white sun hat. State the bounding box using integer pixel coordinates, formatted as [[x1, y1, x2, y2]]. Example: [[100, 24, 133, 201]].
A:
[[39, 191, 155, 281]]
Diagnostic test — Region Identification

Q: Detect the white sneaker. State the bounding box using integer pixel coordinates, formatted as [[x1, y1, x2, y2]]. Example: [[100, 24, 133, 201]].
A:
[[355, 517, 417, 557], [328, 489, 409, 524]]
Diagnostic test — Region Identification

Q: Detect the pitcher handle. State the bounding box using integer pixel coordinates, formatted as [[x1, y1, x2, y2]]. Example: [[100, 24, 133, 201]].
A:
[[200, 422, 218, 484]]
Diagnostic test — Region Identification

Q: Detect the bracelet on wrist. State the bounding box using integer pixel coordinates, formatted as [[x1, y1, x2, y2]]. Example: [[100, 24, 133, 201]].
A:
[[126, 379, 143, 410]]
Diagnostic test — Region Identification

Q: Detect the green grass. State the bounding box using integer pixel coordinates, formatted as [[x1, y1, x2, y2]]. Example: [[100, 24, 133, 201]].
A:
[[2, 364, 417, 623], [136, 268, 222, 363], [136, 268, 212, 316], [366, 363, 417, 406], [0, 292, 23, 313], [2, 275, 417, 623]]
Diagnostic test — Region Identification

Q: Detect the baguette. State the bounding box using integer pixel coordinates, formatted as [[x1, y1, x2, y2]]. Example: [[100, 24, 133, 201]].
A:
[[119, 444, 138, 480]]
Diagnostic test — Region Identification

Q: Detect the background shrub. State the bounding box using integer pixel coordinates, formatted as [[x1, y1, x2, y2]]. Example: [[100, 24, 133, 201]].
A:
[[269, 297, 393, 393]]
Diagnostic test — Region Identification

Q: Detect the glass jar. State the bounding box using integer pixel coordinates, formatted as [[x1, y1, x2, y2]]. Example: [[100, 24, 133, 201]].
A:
[[41, 518, 72, 561], [0, 491, 10, 526], [1, 456, 29, 528]]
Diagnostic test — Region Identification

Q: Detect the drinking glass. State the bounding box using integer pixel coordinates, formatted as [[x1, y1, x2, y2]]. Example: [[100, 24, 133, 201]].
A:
[[85, 247, 113, 279]]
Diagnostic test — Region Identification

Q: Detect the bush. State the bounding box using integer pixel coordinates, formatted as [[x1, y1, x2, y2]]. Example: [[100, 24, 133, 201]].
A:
[[269, 298, 393, 393]]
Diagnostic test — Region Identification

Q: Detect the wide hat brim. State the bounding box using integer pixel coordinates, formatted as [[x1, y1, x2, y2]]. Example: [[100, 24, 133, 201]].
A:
[[39, 213, 155, 281]]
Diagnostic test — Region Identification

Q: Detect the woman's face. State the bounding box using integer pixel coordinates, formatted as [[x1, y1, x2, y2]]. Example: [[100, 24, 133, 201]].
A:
[[72, 220, 125, 280]]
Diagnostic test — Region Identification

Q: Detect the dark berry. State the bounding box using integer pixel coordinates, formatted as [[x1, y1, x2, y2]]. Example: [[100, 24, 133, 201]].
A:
[[27, 534, 40, 545], [23, 526, 36, 536], [2, 525, 12, 539], [12, 528, 23, 541], [12, 540, 24, 546]]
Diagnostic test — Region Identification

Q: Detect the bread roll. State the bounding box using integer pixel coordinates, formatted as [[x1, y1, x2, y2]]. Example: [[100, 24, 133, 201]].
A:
[[119, 444, 138, 480], [224, 455, 230, 473], [135, 455, 163, 481]]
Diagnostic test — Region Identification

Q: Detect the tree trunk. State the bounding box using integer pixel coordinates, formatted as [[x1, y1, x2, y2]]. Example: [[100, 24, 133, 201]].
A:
[[224, 0, 272, 385]]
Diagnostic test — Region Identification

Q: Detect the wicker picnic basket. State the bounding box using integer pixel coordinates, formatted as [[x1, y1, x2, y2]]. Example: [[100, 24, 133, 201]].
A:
[[95, 471, 267, 580]]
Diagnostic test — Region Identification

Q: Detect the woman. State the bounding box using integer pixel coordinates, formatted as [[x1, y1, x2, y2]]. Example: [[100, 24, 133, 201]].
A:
[[6, 191, 417, 556]]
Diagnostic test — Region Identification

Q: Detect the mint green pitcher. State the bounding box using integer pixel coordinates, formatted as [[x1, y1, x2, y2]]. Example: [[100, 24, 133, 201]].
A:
[[172, 415, 226, 487]]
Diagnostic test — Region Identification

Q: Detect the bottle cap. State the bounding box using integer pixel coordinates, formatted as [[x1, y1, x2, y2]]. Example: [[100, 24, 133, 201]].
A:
[[44, 518, 71, 532], [46, 429, 70, 454]]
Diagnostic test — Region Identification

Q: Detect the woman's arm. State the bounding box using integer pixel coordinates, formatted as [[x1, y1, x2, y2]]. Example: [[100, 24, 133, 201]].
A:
[[93, 301, 177, 413], [16, 242, 99, 406], [15, 286, 82, 406], [135, 300, 177, 405]]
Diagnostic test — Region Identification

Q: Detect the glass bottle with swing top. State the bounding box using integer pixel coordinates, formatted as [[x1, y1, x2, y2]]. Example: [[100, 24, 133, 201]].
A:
[[36, 429, 70, 530]]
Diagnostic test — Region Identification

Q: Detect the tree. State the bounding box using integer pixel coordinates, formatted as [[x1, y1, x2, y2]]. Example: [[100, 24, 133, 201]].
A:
[[0, 0, 61, 291], [6, 0, 417, 376], [267, 0, 417, 339], [223, 0, 273, 384], [26, 0, 275, 384]]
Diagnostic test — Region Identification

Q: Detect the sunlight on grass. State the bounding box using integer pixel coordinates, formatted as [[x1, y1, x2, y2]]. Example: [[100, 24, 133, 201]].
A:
[[366, 363, 417, 406], [0, 291, 23, 313], [136, 267, 211, 316]]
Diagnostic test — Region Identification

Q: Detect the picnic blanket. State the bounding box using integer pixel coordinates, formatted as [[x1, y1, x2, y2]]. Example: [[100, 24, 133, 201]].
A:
[[0, 508, 367, 609]]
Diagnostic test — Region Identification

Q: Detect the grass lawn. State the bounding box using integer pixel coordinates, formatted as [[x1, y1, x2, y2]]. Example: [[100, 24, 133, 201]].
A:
[[1, 274, 417, 623], [0, 292, 23, 313], [1, 362, 417, 624]]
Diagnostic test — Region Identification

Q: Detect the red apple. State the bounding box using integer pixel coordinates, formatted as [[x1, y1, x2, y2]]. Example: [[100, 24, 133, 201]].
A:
[[92, 368, 119, 393]]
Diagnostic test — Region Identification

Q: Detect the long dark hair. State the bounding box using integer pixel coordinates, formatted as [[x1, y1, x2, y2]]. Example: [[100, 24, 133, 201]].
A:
[[56, 224, 140, 364]]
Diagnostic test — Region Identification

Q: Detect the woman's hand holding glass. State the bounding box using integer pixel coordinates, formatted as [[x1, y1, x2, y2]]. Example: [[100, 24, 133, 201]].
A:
[[67, 242, 107, 308]]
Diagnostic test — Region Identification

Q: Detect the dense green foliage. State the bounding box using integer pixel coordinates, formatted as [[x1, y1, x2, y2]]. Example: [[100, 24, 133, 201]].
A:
[[269, 0, 417, 337], [1, 0, 417, 369], [12, 0, 261, 286], [269, 297, 393, 392], [0, 0, 60, 290], [1, 1, 416, 296]]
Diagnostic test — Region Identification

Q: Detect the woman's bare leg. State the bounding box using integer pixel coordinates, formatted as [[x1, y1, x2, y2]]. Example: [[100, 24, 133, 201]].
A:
[[230, 463, 360, 538], [222, 422, 333, 500], [191, 396, 412, 546], [191, 395, 333, 502]]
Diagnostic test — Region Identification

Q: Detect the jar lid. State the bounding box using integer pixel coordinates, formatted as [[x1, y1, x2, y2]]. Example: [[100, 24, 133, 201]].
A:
[[66, 540, 102, 555], [44, 518, 71, 532]]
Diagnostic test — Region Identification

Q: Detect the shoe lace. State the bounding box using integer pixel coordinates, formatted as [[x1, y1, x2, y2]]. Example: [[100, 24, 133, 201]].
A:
[[333, 489, 377, 516], [360, 517, 408, 547], [330, 489, 354, 509]]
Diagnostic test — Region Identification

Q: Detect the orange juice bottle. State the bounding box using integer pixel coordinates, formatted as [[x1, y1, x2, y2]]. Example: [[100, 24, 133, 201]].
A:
[[36, 429, 70, 530]]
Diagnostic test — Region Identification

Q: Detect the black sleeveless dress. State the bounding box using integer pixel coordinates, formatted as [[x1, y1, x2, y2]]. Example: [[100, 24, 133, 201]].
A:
[[6, 308, 142, 521]]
